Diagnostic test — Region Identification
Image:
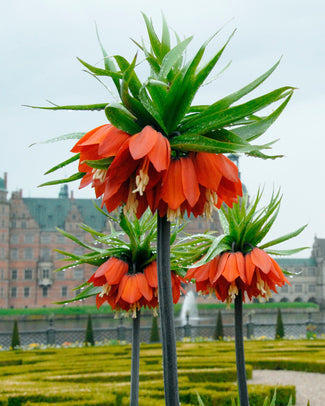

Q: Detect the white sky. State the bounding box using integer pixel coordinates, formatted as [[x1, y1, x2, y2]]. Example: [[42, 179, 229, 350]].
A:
[[1, 0, 324, 256]]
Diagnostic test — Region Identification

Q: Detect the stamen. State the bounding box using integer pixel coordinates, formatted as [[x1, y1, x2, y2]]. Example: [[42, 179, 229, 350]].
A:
[[133, 159, 150, 195], [228, 282, 238, 302], [92, 168, 108, 183], [167, 207, 182, 222], [99, 284, 111, 297]]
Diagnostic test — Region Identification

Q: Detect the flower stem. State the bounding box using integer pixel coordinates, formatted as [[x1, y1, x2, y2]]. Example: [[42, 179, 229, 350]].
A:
[[234, 291, 250, 406], [130, 309, 141, 406], [157, 215, 180, 406]]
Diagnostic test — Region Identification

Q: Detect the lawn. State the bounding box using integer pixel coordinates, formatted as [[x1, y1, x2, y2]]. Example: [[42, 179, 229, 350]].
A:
[[0, 339, 323, 405]]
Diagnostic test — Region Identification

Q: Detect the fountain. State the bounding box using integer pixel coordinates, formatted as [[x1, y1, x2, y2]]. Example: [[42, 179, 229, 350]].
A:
[[180, 290, 199, 326]]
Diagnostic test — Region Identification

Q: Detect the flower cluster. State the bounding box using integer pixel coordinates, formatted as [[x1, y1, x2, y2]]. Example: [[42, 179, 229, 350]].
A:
[[185, 247, 288, 303], [89, 257, 183, 317], [185, 191, 306, 304], [72, 125, 242, 221]]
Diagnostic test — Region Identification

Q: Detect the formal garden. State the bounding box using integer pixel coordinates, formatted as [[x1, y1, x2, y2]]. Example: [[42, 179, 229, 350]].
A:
[[1, 339, 324, 406]]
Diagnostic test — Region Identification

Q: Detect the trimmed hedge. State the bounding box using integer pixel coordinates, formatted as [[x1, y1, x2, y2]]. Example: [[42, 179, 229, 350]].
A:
[[0, 340, 322, 405]]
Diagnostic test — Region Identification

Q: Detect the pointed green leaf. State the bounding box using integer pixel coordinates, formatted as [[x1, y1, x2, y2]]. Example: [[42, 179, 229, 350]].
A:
[[232, 93, 293, 141], [44, 154, 80, 175], [142, 13, 163, 62], [265, 247, 309, 256], [158, 36, 193, 79], [181, 87, 294, 135], [104, 103, 141, 134], [25, 103, 108, 111], [39, 172, 84, 187], [85, 157, 114, 169], [169, 133, 267, 154], [259, 225, 308, 249], [161, 13, 171, 56], [95, 25, 120, 92], [138, 87, 168, 133], [202, 60, 281, 115], [77, 57, 122, 79]]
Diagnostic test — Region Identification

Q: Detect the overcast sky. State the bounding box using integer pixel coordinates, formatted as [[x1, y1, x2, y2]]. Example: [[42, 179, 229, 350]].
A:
[[1, 0, 324, 256]]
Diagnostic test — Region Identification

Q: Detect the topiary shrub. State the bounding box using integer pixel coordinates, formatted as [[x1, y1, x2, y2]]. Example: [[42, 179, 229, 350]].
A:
[[11, 320, 20, 350], [275, 309, 285, 339], [149, 316, 160, 343], [84, 314, 95, 346], [214, 310, 224, 341]]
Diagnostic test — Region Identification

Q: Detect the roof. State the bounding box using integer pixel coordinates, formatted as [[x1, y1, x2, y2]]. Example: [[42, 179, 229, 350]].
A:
[[275, 257, 317, 267], [23, 197, 108, 231], [0, 177, 6, 191]]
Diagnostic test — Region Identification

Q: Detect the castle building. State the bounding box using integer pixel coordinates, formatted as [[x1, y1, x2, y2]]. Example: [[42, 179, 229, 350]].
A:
[[0, 174, 109, 308], [0, 173, 223, 309], [1, 172, 324, 309]]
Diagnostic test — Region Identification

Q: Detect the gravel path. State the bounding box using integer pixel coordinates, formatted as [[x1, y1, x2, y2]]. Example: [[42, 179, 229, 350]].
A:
[[248, 370, 325, 406]]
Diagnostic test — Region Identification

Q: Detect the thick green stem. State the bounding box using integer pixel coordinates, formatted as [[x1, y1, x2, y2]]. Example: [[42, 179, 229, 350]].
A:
[[157, 215, 180, 406], [235, 291, 250, 406], [130, 310, 141, 406]]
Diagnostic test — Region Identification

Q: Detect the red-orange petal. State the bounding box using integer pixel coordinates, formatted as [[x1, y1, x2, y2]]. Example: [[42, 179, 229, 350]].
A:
[[221, 252, 240, 282], [181, 156, 200, 207], [147, 132, 171, 172], [194, 152, 222, 191], [136, 273, 153, 301], [161, 159, 186, 209], [244, 252, 256, 285], [235, 252, 246, 283], [144, 261, 158, 288], [214, 154, 240, 182], [129, 126, 158, 160], [98, 126, 130, 157], [211, 253, 230, 284], [118, 274, 142, 304], [251, 248, 272, 274], [103, 257, 129, 285], [71, 125, 108, 153]]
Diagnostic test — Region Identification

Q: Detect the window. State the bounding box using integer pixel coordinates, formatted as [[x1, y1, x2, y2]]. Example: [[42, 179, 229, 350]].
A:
[[11, 248, 18, 260], [309, 268, 317, 277], [0, 269, 4, 280], [56, 271, 65, 280], [42, 287, 48, 297], [73, 268, 84, 280], [21, 221, 27, 229], [61, 286, 68, 297], [24, 247, 33, 260], [0, 287, 3, 298], [41, 234, 51, 243], [281, 285, 289, 293], [11, 269, 18, 280], [11, 235, 19, 244], [24, 269, 33, 280], [42, 269, 50, 279], [25, 234, 33, 243], [309, 285, 316, 293], [0, 248, 5, 259], [41, 248, 51, 259], [11, 287, 17, 298], [24, 287, 30, 298], [56, 234, 65, 243], [295, 284, 303, 293]]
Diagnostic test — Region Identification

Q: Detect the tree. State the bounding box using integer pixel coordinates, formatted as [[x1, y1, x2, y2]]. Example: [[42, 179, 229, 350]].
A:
[[11, 320, 20, 350], [275, 308, 285, 339], [84, 314, 95, 346], [149, 316, 160, 343], [214, 310, 224, 341]]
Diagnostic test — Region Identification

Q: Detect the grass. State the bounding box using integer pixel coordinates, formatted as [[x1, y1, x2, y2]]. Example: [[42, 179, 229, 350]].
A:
[[0, 302, 318, 317], [0, 339, 323, 405]]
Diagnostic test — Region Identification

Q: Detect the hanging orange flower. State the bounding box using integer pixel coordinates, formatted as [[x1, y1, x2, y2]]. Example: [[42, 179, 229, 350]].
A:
[[71, 124, 130, 190], [90, 258, 182, 316], [154, 152, 242, 221], [185, 248, 289, 303]]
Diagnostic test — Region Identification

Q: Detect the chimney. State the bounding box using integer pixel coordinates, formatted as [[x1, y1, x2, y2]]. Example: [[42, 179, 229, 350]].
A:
[[4, 172, 7, 189]]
